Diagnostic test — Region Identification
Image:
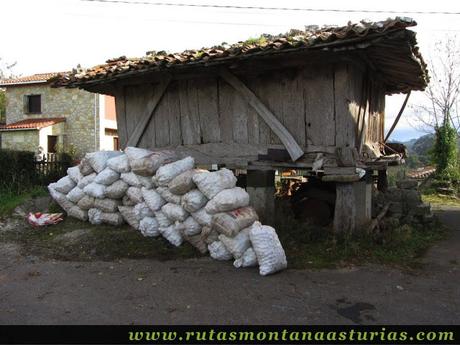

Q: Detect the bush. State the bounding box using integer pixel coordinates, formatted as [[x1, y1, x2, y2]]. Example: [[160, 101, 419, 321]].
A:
[[0, 149, 39, 193]]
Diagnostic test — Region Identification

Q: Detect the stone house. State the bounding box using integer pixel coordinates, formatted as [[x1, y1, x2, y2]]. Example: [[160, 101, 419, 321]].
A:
[[0, 72, 118, 158]]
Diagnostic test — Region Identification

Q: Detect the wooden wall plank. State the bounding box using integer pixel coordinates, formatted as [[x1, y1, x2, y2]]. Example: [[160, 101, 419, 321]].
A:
[[113, 86, 128, 148], [196, 78, 221, 143], [179, 80, 201, 145], [167, 81, 182, 147], [282, 70, 306, 147], [218, 79, 235, 144], [334, 64, 357, 148], [246, 78, 270, 145], [302, 67, 335, 147], [153, 83, 171, 147]]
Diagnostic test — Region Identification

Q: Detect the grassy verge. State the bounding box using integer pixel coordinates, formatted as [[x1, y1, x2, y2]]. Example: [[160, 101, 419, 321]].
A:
[[422, 193, 460, 207], [0, 186, 48, 217], [275, 200, 447, 270]]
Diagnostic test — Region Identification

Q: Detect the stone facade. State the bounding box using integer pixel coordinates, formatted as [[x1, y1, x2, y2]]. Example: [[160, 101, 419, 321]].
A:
[[2, 84, 116, 158]]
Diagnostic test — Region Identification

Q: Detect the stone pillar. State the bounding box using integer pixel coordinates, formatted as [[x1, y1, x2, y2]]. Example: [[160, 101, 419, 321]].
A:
[[246, 170, 275, 225], [333, 183, 356, 234], [353, 180, 372, 227]]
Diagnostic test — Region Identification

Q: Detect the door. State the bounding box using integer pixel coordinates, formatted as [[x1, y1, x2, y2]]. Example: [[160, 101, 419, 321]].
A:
[[113, 136, 119, 151], [47, 135, 58, 153]]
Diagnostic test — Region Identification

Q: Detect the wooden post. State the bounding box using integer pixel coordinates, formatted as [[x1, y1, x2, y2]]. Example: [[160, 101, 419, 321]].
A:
[[333, 183, 356, 234], [377, 169, 388, 192], [246, 170, 275, 225]]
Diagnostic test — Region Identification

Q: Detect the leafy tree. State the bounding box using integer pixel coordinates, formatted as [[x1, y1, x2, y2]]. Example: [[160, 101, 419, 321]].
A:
[[431, 117, 459, 181]]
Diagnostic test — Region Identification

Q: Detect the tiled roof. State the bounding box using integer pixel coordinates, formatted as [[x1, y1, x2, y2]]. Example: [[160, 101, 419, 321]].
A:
[[0, 73, 64, 87], [407, 166, 436, 179], [53, 17, 428, 94], [0, 117, 66, 131]]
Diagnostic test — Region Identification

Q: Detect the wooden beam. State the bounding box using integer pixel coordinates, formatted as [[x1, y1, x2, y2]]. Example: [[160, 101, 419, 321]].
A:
[[219, 69, 304, 162], [126, 76, 172, 147]]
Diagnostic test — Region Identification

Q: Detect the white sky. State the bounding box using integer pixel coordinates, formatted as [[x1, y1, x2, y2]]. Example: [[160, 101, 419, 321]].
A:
[[2, 0, 460, 141]]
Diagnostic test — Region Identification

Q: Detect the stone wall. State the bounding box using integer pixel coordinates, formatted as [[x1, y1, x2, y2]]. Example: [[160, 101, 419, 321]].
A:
[[5, 84, 99, 158], [1, 130, 39, 152]]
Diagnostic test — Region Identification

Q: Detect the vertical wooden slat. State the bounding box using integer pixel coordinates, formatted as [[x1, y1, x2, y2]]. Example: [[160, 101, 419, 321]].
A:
[[196, 78, 221, 143], [218, 79, 235, 144], [334, 64, 357, 148], [282, 70, 306, 147], [167, 81, 183, 147], [179, 80, 201, 145]]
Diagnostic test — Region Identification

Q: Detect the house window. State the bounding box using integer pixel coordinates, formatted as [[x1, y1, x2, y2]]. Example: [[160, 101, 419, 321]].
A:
[[25, 95, 41, 114], [47, 135, 58, 153]]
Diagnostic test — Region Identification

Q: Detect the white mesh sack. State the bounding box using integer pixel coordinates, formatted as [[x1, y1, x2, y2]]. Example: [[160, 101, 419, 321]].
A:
[[85, 151, 123, 173], [218, 227, 251, 259], [154, 210, 173, 228], [77, 195, 95, 210], [201, 225, 219, 244], [192, 168, 237, 199], [49, 187, 74, 212], [249, 222, 287, 276], [133, 202, 155, 220], [105, 180, 129, 199], [118, 206, 140, 230], [139, 217, 160, 237], [120, 172, 142, 187], [125, 147, 178, 176], [54, 176, 76, 194], [83, 182, 106, 199], [168, 169, 203, 195], [182, 231, 208, 254], [67, 206, 88, 222], [88, 208, 103, 225], [137, 175, 154, 189], [161, 203, 189, 222], [233, 247, 258, 268], [156, 187, 181, 204], [191, 207, 212, 227], [208, 241, 233, 261], [79, 157, 95, 176], [181, 189, 207, 213], [77, 172, 97, 189], [155, 156, 195, 186], [159, 224, 183, 247], [122, 195, 136, 206], [126, 187, 144, 204], [182, 216, 202, 236], [142, 188, 166, 212], [94, 167, 120, 186], [107, 154, 130, 173], [211, 206, 258, 237], [94, 198, 121, 213], [205, 187, 250, 214], [67, 166, 83, 184], [66, 187, 85, 203], [100, 212, 124, 226]]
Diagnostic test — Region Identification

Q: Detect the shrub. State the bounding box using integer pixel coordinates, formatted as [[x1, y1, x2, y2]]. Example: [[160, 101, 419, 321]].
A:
[[0, 149, 39, 193]]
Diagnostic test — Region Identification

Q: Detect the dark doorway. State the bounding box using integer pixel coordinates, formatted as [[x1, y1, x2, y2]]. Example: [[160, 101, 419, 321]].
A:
[[47, 135, 58, 153], [113, 136, 119, 150]]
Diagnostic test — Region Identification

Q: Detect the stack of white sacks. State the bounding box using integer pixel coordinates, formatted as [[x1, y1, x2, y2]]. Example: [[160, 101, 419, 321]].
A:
[[48, 147, 287, 276]]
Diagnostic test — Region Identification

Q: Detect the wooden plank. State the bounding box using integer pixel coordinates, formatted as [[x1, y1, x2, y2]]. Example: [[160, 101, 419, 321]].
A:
[[218, 79, 235, 144], [282, 71, 306, 146], [153, 83, 171, 147], [167, 81, 182, 147], [113, 86, 128, 148], [334, 64, 357, 148], [124, 84, 153, 147], [333, 183, 356, 234], [302, 67, 335, 147], [232, 89, 249, 144], [246, 77, 270, 145], [126, 77, 171, 147], [179, 79, 201, 145], [219, 69, 304, 161], [196, 78, 221, 143]]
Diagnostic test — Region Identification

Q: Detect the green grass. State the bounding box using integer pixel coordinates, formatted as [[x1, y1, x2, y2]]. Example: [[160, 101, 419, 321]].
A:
[[422, 193, 460, 207], [0, 186, 48, 217], [274, 200, 447, 270]]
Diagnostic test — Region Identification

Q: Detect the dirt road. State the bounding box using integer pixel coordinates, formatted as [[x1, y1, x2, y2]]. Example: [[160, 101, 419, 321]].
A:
[[0, 206, 459, 324]]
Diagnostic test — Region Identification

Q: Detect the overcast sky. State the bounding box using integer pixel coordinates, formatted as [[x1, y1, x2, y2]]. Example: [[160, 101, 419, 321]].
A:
[[2, 0, 460, 141]]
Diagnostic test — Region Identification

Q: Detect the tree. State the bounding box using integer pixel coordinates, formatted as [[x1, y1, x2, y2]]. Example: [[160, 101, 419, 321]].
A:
[[412, 37, 460, 133], [0, 58, 17, 123], [411, 37, 459, 180]]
